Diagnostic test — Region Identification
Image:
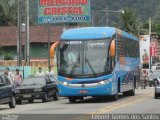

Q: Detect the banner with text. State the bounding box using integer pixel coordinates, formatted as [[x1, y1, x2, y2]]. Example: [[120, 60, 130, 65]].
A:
[[38, 0, 91, 24]]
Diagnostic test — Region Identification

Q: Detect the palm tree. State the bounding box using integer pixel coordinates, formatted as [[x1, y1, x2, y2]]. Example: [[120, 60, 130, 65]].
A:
[[0, 0, 17, 26], [120, 7, 139, 36]]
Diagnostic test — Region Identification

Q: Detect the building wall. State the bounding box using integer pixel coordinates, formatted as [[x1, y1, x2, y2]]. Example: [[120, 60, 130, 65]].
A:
[[30, 43, 48, 59], [1, 43, 49, 60]]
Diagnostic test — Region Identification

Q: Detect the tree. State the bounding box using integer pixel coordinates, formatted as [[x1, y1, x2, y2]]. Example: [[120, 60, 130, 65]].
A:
[[120, 7, 139, 36], [0, 0, 17, 26], [4, 53, 14, 60]]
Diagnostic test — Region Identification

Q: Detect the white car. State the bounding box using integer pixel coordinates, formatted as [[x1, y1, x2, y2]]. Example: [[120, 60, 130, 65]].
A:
[[155, 75, 160, 99]]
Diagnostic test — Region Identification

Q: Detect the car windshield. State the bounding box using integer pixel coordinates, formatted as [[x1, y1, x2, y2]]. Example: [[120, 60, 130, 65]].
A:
[[21, 77, 46, 86], [58, 39, 111, 78]]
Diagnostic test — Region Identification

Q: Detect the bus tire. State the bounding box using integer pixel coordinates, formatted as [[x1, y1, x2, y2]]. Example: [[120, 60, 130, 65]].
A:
[[127, 83, 135, 96], [69, 97, 76, 103], [123, 91, 129, 96], [155, 93, 158, 99], [111, 83, 119, 101], [111, 93, 118, 101], [127, 89, 135, 96]]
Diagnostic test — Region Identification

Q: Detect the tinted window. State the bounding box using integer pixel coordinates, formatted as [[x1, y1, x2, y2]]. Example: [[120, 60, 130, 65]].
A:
[[124, 38, 139, 58], [21, 77, 46, 85], [119, 37, 139, 58]]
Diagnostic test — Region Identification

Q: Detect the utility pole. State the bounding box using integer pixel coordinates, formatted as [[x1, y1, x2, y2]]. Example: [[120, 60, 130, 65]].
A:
[[25, 0, 30, 65], [48, 24, 51, 68], [17, 0, 20, 66], [149, 17, 151, 35], [17, 0, 22, 66], [92, 10, 94, 26], [149, 17, 152, 72]]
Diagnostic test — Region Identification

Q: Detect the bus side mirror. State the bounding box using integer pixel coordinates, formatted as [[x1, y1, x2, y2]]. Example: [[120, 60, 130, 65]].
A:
[[50, 42, 59, 59], [110, 40, 116, 57]]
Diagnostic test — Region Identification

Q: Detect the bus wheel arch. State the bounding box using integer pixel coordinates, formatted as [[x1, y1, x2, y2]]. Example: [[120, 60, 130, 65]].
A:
[[111, 77, 120, 101], [134, 76, 137, 88], [118, 77, 120, 93]]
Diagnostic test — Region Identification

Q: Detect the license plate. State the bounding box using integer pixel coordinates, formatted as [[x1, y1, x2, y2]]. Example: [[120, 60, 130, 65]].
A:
[[79, 90, 88, 94], [23, 94, 31, 98]]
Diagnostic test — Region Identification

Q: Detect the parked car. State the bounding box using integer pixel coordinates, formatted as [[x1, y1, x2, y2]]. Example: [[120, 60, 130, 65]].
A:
[[149, 70, 160, 87], [15, 76, 59, 104], [0, 74, 16, 108], [155, 75, 160, 99]]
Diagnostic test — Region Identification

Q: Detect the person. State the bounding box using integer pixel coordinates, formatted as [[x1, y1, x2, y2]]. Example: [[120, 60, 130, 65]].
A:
[[46, 66, 55, 76], [13, 69, 22, 87], [35, 67, 45, 76], [4, 67, 14, 85], [143, 49, 149, 62], [141, 70, 148, 89]]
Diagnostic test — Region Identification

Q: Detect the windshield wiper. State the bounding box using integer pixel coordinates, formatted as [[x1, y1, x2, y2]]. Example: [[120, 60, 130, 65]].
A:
[[85, 58, 97, 77]]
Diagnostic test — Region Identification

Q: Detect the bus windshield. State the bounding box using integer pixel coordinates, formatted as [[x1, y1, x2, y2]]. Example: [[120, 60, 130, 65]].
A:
[[58, 39, 111, 78]]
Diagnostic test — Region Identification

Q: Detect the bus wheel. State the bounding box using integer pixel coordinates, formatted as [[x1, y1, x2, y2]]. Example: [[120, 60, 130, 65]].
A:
[[125, 83, 135, 96], [111, 93, 118, 101], [69, 97, 76, 103]]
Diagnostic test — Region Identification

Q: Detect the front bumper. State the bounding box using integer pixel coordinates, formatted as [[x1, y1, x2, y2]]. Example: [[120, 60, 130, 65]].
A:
[[58, 82, 113, 97], [16, 92, 45, 100]]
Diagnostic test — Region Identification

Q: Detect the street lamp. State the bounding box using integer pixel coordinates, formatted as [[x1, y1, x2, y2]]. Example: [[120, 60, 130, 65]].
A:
[[21, 23, 25, 32], [98, 9, 125, 26]]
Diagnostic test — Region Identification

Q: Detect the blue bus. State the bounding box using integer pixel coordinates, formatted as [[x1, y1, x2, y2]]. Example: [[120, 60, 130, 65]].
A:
[[50, 27, 140, 103]]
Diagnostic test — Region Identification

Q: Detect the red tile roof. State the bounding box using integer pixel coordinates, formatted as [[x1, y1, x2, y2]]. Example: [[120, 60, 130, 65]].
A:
[[0, 26, 76, 46]]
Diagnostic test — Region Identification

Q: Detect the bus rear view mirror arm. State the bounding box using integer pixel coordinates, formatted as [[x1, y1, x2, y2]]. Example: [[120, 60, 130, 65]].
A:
[[110, 40, 116, 57]]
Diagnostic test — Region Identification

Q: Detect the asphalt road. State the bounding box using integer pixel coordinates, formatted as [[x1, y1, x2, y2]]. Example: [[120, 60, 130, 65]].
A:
[[0, 87, 158, 120]]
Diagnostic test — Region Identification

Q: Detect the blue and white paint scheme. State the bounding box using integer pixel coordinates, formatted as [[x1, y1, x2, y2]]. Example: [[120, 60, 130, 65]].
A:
[[55, 27, 140, 101]]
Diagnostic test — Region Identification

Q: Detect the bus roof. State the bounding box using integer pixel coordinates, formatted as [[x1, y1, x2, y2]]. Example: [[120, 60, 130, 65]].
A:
[[61, 27, 139, 41]]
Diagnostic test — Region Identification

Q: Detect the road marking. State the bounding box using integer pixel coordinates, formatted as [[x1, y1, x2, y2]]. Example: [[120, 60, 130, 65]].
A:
[[75, 88, 153, 120], [90, 90, 153, 114]]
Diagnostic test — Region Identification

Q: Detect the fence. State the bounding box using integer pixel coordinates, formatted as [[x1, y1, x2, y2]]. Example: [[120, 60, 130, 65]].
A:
[[0, 60, 57, 77], [0, 66, 31, 79], [0, 60, 48, 67]]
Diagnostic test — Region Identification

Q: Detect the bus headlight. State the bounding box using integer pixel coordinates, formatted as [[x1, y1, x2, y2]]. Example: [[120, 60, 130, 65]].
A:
[[99, 78, 112, 85], [62, 82, 68, 86], [99, 81, 105, 84]]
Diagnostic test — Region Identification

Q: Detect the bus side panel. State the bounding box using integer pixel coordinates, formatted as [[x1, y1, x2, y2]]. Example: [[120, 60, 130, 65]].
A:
[[115, 58, 140, 93]]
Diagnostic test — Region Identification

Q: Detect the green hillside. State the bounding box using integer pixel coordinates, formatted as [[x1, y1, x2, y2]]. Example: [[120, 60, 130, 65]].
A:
[[91, 0, 160, 21]]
